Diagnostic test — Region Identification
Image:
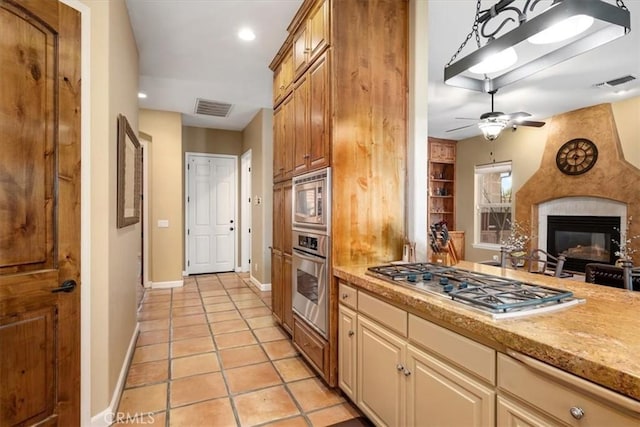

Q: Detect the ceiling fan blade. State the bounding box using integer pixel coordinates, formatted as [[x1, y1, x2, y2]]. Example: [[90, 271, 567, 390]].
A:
[[454, 117, 478, 121], [446, 124, 475, 132], [518, 120, 546, 128]]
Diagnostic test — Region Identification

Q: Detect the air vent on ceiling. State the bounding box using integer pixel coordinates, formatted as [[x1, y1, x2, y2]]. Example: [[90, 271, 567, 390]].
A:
[[593, 75, 636, 88], [194, 98, 233, 117]]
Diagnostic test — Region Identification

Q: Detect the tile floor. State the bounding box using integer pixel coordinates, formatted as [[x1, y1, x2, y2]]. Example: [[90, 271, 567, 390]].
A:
[[117, 272, 363, 426]]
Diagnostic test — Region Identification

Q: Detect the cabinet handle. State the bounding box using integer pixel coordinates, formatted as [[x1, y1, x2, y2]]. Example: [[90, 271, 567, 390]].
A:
[[569, 407, 585, 420], [348, 330, 354, 337], [403, 368, 411, 376], [342, 293, 349, 299], [396, 364, 404, 372]]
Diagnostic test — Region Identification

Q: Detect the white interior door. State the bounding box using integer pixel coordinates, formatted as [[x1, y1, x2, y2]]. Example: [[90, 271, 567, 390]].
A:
[[241, 150, 252, 272], [187, 154, 237, 274]]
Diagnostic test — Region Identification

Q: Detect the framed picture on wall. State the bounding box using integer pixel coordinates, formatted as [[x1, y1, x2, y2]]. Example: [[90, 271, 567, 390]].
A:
[[117, 114, 141, 228]]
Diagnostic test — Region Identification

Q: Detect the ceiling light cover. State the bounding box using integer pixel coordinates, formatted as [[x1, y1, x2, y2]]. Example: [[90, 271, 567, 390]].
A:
[[238, 28, 256, 41], [444, 0, 631, 93], [138, 92, 147, 99], [478, 117, 509, 141], [528, 14, 594, 44], [468, 47, 518, 74]]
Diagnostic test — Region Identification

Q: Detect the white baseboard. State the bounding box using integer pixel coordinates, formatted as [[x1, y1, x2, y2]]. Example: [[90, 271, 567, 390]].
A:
[[150, 279, 183, 289], [250, 275, 271, 292], [90, 323, 140, 427]]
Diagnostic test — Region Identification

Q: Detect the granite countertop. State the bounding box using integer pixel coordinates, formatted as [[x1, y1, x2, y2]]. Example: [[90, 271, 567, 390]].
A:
[[334, 261, 640, 402]]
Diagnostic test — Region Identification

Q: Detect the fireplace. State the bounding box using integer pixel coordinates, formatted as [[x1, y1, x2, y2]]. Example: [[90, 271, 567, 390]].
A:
[[547, 216, 620, 273]]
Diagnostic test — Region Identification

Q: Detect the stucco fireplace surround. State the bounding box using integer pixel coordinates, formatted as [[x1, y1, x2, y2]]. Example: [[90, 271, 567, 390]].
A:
[[516, 103, 640, 271]]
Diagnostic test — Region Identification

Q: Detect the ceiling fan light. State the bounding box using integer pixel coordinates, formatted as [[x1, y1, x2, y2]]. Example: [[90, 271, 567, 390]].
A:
[[478, 118, 508, 141], [468, 47, 518, 74], [528, 14, 594, 45]]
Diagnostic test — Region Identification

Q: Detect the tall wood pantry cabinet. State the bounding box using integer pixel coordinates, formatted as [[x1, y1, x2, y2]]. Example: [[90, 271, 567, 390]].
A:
[[270, 0, 408, 386]]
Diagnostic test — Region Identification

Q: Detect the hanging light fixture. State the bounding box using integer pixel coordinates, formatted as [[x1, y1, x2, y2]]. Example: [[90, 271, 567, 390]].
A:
[[444, 0, 631, 93], [478, 114, 510, 140]]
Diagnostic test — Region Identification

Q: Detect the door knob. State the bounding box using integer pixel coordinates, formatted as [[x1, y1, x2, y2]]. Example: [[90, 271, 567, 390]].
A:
[[230, 227, 234, 231], [52, 280, 77, 293], [230, 219, 234, 223]]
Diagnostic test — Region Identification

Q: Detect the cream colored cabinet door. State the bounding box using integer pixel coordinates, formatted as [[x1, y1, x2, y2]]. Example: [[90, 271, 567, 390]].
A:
[[357, 315, 406, 427], [406, 345, 495, 427], [497, 395, 560, 427], [338, 304, 357, 401]]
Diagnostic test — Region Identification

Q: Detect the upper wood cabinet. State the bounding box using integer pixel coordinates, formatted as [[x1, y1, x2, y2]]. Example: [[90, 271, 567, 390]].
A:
[[293, 0, 329, 78], [294, 52, 330, 175], [273, 48, 294, 107], [273, 94, 295, 182]]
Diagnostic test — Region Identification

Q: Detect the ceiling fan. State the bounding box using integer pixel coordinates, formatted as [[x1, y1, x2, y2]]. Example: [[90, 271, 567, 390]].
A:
[[446, 90, 546, 141]]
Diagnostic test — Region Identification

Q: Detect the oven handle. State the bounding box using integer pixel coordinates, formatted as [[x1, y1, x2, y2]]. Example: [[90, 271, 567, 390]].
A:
[[293, 248, 325, 263]]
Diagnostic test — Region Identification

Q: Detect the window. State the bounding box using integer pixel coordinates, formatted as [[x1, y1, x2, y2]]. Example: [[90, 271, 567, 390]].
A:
[[474, 161, 512, 248]]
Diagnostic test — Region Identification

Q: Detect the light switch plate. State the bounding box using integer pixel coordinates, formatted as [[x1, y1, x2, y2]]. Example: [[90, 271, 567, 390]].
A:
[[158, 219, 169, 228]]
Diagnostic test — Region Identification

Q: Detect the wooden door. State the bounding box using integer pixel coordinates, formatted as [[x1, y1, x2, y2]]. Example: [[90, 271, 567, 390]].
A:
[[0, 0, 81, 425], [338, 304, 357, 401], [282, 94, 295, 180], [308, 52, 330, 171], [293, 74, 309, 175], [273, 103, 284, 181]]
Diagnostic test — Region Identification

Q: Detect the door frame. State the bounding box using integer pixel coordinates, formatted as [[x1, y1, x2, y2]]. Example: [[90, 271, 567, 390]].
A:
[[139, 133, 152, 287], [184, 152, 239, 275], [240, 150, 252, 272]]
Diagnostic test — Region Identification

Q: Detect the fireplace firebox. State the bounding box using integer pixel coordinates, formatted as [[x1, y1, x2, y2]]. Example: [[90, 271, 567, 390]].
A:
[[547, 216, 620, 273]]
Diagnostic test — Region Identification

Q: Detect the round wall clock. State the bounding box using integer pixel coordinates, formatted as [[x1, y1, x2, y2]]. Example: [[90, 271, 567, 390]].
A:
[[555, 138, 598, 175]]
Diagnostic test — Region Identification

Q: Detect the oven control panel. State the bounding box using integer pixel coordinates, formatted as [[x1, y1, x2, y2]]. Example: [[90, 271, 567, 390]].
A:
[[298, 235, 318, 251], [292, 230, 328, 258]]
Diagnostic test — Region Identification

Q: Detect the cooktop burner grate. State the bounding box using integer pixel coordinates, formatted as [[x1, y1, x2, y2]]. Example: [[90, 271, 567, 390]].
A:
[[366, 263, 581, 318]]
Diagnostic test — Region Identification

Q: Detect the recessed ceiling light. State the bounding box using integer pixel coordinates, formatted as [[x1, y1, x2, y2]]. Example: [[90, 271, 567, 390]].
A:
[[138, 92, 147, 99], [238, 28, 256, 41]]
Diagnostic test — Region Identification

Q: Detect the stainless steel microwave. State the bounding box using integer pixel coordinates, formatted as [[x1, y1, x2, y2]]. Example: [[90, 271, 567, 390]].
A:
[[292, 168, 330, 232]]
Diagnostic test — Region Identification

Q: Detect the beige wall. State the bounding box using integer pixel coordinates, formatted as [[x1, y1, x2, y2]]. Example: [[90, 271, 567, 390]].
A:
[[242, 109, 274, 284], [455, 97, 640, 262], [83, 0, 140, 415], [140, 109, 184, 282]]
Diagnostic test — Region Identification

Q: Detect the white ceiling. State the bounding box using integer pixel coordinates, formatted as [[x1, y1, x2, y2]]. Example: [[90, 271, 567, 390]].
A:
[[125, 0, 640, 138]]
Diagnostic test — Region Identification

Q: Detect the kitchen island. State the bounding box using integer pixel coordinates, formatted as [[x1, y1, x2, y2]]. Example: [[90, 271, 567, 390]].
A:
[[334, 261, 640, 426]]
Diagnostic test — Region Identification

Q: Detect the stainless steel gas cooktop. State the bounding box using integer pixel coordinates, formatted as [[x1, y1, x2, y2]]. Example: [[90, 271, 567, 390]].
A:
[[366, 263, 583, 319]]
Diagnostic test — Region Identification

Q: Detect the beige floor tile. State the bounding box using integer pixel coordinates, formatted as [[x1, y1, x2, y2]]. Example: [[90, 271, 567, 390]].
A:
[[199, 289, 228, 297], [139, 301, 170, 311], [171, 323, 211, 341], [118, 383, 167, 415], [226, 288, 255, 295], [215, 330, 257, 349], [239, 307, 273, 318], [131, 343, 169, 364], [261, 416, 309, 427], [171, 336, 215, 358], [172, 305, 204, 317], [246, 315, 278, 329], [197, 283, 225, 290], [219, 345, 268, 369], [171, 298, 202, 308], [171, 313, 207, 328], [170, 372, 227, 408], [225, 361, 282, 394], [207, 310, 241, 323], [212, 319, 249, 334], [171, 352, 220, 379], [114, 411, 166, 425], [234, 299, 266, 309], [222, 282, 246, 289], [142, 295, 172, 305], [125, 360, 169, 387], [288, 378, 345, 412], [139, 319, 170, 332], [136, 330, 170, 347], [230, 292, 263, 301], [254, 326, 287, 343], [262, 340, 299, 360], [307, 403, 361, 427], [137, 309, 170, 322], [202, 295, 231, 305], [169, 398, 236, 427], [204, 302, 237, 313], [273, 357, 315, 383], [234, 385, 299, 426]]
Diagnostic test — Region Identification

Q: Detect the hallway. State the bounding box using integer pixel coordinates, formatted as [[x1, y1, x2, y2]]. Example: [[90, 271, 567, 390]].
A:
[[116, 272, 362, 426]]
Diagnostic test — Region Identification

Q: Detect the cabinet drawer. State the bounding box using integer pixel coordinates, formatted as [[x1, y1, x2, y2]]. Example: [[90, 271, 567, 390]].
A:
[[338, 281, 357, 310], [358, 291, 407, 337], [498, 352, 640, 426], [293, 315, 328, 375], [409, 314, 495, 384]]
